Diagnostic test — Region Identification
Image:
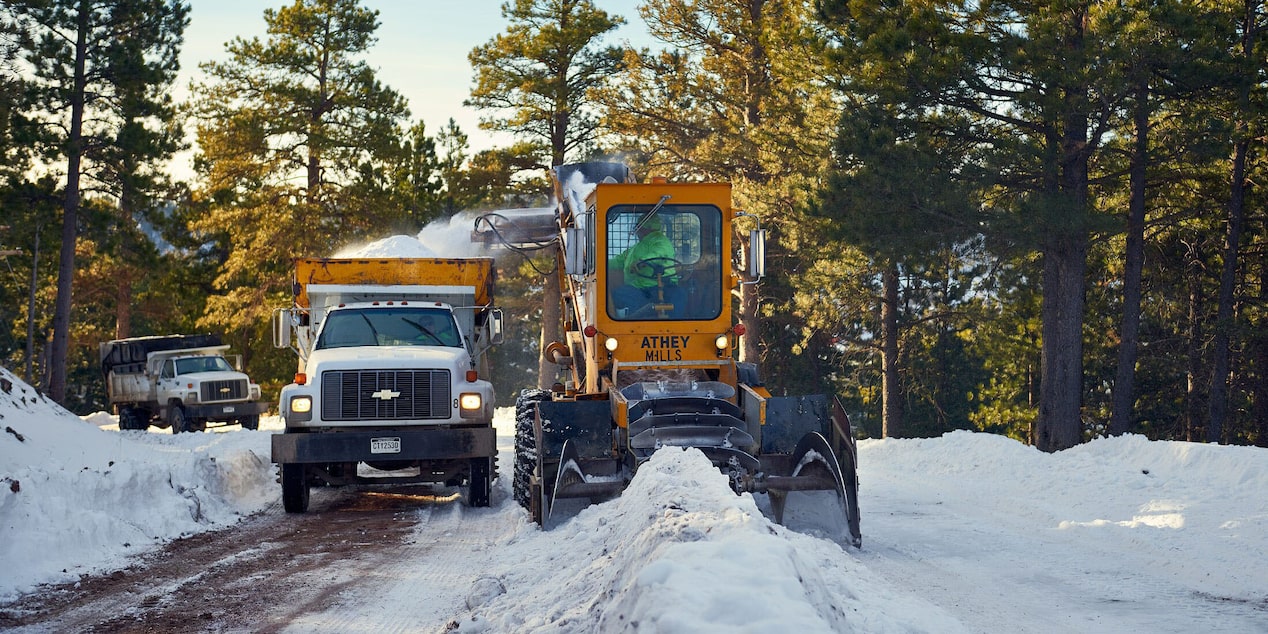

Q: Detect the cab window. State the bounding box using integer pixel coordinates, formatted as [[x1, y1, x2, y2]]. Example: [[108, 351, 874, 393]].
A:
[[606, 204, 722, 321]]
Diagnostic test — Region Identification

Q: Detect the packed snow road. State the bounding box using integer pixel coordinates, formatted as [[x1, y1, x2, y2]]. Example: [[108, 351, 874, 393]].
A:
[[3, 372, 1267, 633], [0, 483, 514, 633]]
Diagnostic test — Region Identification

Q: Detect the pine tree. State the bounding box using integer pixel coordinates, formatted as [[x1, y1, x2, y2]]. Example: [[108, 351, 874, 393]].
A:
[[189, 0, 410, 353], [10, 0, 188, 404], [467, 0, 624, 167], [595, 0, 839, 386], [821, 0, 1141, 451], [467, 0, 624, 388]]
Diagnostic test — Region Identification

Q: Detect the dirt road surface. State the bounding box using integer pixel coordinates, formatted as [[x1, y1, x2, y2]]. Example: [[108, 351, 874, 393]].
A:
[[0, 484, 511, 633]]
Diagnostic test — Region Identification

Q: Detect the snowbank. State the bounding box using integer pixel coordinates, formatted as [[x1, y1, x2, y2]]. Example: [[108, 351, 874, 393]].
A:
[[0, 366, 276, 601], [450, 447, 957, 633]]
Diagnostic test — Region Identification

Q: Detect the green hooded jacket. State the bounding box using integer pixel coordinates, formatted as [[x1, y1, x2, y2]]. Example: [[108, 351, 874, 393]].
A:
[[610, 229, 678, 289]]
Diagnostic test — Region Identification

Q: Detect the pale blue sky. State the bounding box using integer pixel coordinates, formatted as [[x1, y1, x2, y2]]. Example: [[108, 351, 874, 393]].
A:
[[175, 0, 653, 177]]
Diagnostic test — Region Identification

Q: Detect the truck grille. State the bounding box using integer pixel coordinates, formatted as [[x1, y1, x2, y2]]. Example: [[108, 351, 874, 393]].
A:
[[201, 379, 247, 402], [320, 370, 452, 421]]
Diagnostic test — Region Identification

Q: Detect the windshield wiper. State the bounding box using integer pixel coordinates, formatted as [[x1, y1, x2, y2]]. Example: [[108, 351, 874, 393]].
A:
[[360, 313, 381, 346]]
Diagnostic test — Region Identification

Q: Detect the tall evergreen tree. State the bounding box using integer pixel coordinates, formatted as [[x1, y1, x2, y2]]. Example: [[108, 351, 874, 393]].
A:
[[821, 0, 1136, 451], [11, 0, 187, 403], [817, 100, 978, 437], [467, 0, 624, 167], [1207, 0, 1265, 444], [189, 0, 410, 360], [596, 0, 839, 384], [467, 0, 624, 388]]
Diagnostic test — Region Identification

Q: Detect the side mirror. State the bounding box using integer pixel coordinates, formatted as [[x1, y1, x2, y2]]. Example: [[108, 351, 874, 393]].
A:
[[489, 309, 505, 346], [273, 308, 292, 349], [748, 229, 766, 280]]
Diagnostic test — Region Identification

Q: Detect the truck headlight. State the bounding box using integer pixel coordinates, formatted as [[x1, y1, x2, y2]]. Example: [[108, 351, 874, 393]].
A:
[[289, 395, 313, 422], [250, 384, 261, 400], [459, 393, 482, 418]]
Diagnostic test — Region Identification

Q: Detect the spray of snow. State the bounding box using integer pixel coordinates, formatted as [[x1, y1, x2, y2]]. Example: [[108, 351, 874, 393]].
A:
[[332, 212, 493, 259], [561, 169, 597, 218]]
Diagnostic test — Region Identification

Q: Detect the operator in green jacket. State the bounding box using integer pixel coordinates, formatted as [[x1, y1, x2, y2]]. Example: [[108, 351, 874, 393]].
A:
[[609, 212, 687, 318]]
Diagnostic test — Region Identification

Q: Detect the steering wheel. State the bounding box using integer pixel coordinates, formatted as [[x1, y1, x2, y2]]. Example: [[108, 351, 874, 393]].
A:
[[633, 256, 691, 283]]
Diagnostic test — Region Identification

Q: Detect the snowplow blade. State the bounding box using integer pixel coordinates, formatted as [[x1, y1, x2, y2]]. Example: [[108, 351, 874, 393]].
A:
[[759, 395, 861, 547], [533, 399, 623, 523]]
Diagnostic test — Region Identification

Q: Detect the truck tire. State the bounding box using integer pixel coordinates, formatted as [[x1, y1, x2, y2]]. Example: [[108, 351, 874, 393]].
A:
[[467, 456, 492, 508], [118, 407, 147, 431], [281, 464, 310, 513], [169, 405, 191, 434], [513, 389, 549, 511], [240, 415, 260, 431]]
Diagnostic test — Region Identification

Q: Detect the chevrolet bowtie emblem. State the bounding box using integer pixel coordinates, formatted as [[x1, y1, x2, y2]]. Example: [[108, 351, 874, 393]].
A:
[[371, 389, 401, 401], [219, 387, 231, 393]]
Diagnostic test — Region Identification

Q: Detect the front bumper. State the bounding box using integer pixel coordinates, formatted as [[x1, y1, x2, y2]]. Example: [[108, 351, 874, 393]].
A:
[[186, 401, 268, 420], [270, 426, 496, 464]]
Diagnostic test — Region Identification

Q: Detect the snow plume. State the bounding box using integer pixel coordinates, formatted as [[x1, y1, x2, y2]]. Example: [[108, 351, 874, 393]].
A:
[[449, 447, 953, 633], [561, 168, 597, 218], [0, 366, 276, 601], [332, 212, 494, 259]]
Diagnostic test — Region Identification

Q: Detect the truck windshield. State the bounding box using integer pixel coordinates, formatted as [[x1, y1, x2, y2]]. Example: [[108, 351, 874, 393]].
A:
[[606, 204, 723, 321], [175, 356, 233, 374], [316, 307, 463, 350]]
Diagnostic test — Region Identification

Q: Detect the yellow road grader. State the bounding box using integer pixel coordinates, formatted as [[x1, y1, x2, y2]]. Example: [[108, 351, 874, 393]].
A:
[[478, 162, 861, 546]]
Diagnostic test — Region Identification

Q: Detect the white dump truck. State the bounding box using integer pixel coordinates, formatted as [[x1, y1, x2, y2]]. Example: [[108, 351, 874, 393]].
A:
[[99, 334, 267, 433], [271, 257, 503, 513]]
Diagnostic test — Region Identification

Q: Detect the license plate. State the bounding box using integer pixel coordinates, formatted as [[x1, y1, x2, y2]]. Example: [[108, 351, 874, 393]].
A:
[[371, 437, 401, 454], [222, 406, 235, 413]]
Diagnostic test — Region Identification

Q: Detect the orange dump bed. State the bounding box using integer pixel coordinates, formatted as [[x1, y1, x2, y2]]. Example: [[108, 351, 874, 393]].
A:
[[294, 257, 494, 308]]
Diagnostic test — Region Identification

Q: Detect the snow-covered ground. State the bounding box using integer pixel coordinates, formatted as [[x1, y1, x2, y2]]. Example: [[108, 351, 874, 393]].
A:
[[3, 361, 1266, 632]]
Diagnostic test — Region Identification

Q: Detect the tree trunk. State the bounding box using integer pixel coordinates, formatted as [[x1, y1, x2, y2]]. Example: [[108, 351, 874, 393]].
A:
[[1185, 251, 1204, 442], [1255, 269, 1268, 447], [1110, 83, 1150, 436], [49, 3, 90, 404], [1208, 1, 1257, 443], [537, 119, 570, 390], [537, 246, 562, 389], [1037, 230, 1088, 452], [1209, 133, 1247, 445], [25, 226, 41, 384], [880, 263, 902, 438], [115, 276, 133, 340]]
